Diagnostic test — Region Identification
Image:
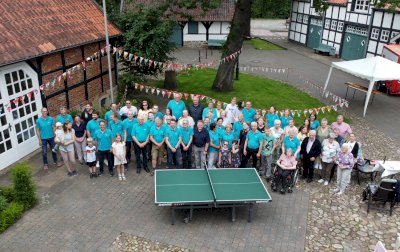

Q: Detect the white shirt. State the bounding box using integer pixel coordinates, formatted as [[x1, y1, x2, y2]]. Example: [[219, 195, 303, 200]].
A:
[[225, 104, 239, 124], [306, 138, 315, 153], [86, 145, 97, 162], [119, 105, 138, 116], [178, 116, 195, 128], [270, 127, 284, 140]]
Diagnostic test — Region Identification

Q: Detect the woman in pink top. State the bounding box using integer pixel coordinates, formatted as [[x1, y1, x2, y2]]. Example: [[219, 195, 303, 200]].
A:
[[272, 149, 297, 194]]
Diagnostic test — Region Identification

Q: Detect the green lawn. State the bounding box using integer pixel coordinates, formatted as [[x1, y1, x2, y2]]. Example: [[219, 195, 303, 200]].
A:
[[155, 69, 341, 124], [243, 38, 285, 50]]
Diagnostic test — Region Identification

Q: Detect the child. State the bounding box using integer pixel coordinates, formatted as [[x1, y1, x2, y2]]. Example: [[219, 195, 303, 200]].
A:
[[218, 141, 231, 168], [85, 138, 97, 178], [52, 122, 64, 153], [112, 134, 127, 180], [231, 140, 240, 168]]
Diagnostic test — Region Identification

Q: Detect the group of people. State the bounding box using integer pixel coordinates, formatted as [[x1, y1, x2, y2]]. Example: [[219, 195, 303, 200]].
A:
[[35, 94, 362, 194]]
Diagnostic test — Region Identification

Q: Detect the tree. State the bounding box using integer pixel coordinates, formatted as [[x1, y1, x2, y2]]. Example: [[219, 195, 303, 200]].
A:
[[115, 5, 176, 77]]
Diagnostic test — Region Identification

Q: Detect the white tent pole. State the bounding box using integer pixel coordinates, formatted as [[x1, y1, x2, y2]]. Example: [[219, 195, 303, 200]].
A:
[[363, 80, 375, 117], [322, 66, 333, 96]]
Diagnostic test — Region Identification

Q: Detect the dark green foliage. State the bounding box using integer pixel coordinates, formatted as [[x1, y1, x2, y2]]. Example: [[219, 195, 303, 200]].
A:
[[251, 0, 291, 19], [0, 202, 24, 233], [0, 186, 15, 202], [11, 163, 37, 210], [0, 196, 7, 212], [115, 5, 176, 77]]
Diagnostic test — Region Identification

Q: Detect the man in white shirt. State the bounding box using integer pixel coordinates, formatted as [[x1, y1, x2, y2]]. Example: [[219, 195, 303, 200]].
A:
[[119, 100, 138, 120], [225, 97, 239, 124]]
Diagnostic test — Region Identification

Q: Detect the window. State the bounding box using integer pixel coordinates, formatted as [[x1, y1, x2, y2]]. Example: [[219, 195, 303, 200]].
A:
[[354, 0, 369, 12], [380, 30, 390, 42], [188, 21, 198, 34], [371, 28, 380, 40], [297, 14, 303, 23], [303, 15, 309, 24], [331, 20, 337, 30], [391, 31, 399, 39], [337, 22, 344, 32], [325, 19, 331, 29]]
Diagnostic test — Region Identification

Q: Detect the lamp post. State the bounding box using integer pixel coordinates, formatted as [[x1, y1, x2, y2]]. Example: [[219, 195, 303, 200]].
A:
[[102, 0, 114, 103]]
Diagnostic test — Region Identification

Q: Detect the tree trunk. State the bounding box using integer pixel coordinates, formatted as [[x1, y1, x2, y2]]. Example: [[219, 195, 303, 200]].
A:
[[212, 0, 252, 92], [164, 70, 178, 89]]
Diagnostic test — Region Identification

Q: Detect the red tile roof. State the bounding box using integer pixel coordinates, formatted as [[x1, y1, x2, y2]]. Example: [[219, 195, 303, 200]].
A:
[[327, 0, 347, 6], [0, 0, 121, 67], [125, 0, 235, 22]]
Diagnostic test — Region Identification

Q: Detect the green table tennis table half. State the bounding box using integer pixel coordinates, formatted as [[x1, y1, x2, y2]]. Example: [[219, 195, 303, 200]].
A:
[[155, 168, 272, 224]]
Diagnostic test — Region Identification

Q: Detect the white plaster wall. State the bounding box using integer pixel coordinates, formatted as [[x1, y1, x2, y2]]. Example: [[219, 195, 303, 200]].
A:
[[221, 22, 230, 34], [368, 40, 377, 52], [184, 34, 207, 41], [358, 15, 367, 25], [209, 22, 221, 33], [339, 7, 346, 20], [393, 14, 400, 30], [382, 13, 393, 28], [373, 12, 383, 27]]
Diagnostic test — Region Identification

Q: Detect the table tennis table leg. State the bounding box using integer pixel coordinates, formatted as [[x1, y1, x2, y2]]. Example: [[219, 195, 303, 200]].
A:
[[231, 205, 236, 222], [171, 208, 176, 225], [247, 203, 254, 223]]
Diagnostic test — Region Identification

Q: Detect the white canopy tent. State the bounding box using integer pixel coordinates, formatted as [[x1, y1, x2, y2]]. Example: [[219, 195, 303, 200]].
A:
[[322, 56, 400, 117]]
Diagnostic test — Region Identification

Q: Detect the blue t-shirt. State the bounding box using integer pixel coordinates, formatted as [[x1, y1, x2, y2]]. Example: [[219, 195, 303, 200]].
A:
[[150, 124, 166, 144], [145, 119, 155, 130], [209, 131, 221, 153], [86, 119, 101, 138], [180, 127, 194, 145], [94, 129, 112, 151], [221, 131, 234, 149], [216, 126, 225, 137], [56, 114, 73, 124], [105, 110, 120, 125], [35, 116, 55, 139], [280, 116, 292, 129], [167, 100, 186, 120], [132, 123, 150, 143], [242, 108, 256, 123], [266, 113, 279, 128], [202, 108, 218, 122], [310, 120, 320, 130], [246, 130, 263, 149], [122, 118, 137, 141], [166, 127, 181, 147], [283, 135, 300, 154], [108, 120, 123, 139], [233, 121, 244, 140]]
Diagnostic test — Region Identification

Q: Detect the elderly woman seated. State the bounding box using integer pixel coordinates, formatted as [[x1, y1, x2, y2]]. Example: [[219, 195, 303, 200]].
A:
[[272, 148, 297, 194]]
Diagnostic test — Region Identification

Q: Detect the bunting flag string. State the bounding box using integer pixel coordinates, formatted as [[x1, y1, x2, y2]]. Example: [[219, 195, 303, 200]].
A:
[[131, 83, 345, 118], [2, 90, 37, 113], [218, 48, 242, 65], [39, 45, 219, 92]]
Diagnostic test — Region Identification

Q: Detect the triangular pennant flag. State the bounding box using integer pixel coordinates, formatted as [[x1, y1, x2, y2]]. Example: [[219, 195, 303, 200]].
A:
[[139, 85, 144, 91], [145, 87, 149, 93], [156, 89, 160, 95], [327, 106, 332, 112], [19, 95, 25, 104], [13, 98, 19, 106], [128, 53, 134, 61], [167, 91, 172, 98], [333, 105, 338, 111], [151, 88, 155, 94], [27, 92, 32, 99], [303, 110, 308, 116], [291, 110, 295, 117], [162, 90, 166, 97], [190, 94, 195, 100], [184, 93, 189, 100], [223, 103, 228, 109], [297, 111, 301, 117], [135, 83, 139, 89], [321, 107, 325, 113], [123, 51, 129, 59]]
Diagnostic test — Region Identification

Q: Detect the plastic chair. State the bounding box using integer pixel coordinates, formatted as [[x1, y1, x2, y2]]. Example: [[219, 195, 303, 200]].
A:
[[366, 179, 397, 216]]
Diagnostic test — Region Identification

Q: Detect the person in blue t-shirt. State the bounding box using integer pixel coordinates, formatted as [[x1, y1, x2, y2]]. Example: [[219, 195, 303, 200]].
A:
[[242, 101, 256, 124], [280, 109, 292, 129], [93, 121, 113, 176], [266, 106, 279, 129], [149, 117, 166, 170], [179, 119, 194, 168], [216, 117, 225, 136], [132, 116, 150, 174], [145, 111, 156, 162], [104, 103, 119, 126], [221, 124, 234, 149], [309, 113, 320, 130], [122, 111, 137, 167], [36, 107, 60, 170], [208, 123, 221, 168], [86, 111, 102, 139], [108, 112, 123, 141], [233, 113, 245, 141], [165, 119, 182, 169], [167, 93, 186, 120], [202, 101, 218, 122], [282, 128, 301, 158], [242, 122, 263, 168], [152, 105, 164, 120], [56, 106, 73, 124]]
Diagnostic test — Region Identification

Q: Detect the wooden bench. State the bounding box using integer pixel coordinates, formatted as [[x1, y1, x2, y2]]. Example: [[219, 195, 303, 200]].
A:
[[344, 82, 382, 104], [285, 18, 291, 28], [313, 44, 336, 56], [207, 39, 226, 48]]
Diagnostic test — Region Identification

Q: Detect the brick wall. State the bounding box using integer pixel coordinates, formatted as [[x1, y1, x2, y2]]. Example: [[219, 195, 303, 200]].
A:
[[39, 41, 117, 115]]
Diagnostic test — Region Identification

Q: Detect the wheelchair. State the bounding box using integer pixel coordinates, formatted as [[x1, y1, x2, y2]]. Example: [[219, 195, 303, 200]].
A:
[[270, 163, 300, 194]]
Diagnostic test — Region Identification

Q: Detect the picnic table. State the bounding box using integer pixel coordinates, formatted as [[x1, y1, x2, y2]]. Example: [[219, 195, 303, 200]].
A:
[[344, 82, 382, 104], [155, 168, 271, 224]]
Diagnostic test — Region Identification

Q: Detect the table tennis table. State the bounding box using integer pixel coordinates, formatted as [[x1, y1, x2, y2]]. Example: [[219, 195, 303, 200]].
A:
[[155, 168, 272, 224]]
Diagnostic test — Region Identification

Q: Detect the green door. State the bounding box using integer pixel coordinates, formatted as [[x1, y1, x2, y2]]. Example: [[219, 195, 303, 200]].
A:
[[341, 25, 368, 60], [169, 25, 183, 48], [307, 18, 322, 49]]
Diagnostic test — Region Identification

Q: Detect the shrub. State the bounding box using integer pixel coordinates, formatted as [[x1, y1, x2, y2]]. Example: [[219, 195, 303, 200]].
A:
[[11, 163, 37, 210], [0, 202, 24, 233], [0, 196, 7, 212], [0, 186, 15, 202]]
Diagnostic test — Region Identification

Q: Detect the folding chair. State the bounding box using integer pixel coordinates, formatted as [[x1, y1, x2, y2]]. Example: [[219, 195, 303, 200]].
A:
[[366, 179, 397, 216]]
